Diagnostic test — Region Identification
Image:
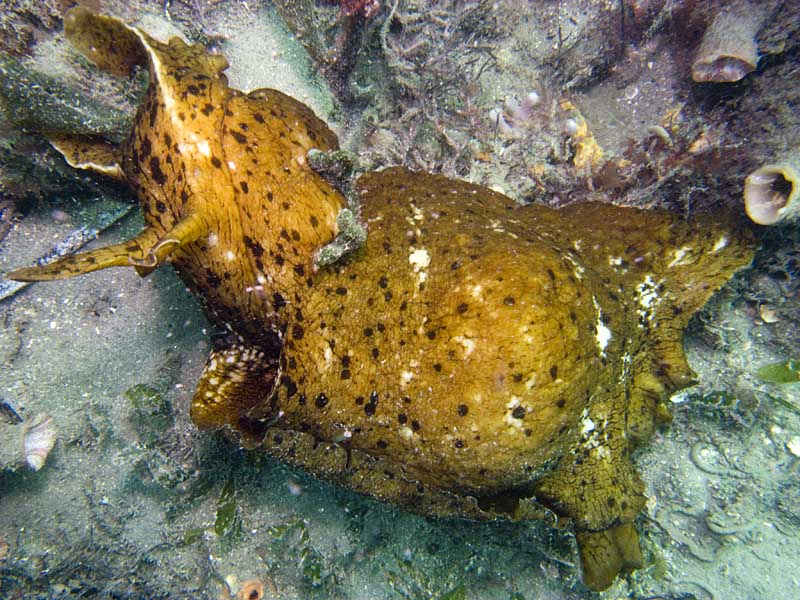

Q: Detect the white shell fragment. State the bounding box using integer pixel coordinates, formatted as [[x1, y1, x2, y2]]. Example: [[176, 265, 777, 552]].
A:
[[23, 414, 57, 471], [788, 436, 800, 458]]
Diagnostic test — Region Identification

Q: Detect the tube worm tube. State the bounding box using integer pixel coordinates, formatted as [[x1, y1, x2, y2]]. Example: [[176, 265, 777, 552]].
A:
[[744, 148, 800, 225], [692, 0, 767, 83]]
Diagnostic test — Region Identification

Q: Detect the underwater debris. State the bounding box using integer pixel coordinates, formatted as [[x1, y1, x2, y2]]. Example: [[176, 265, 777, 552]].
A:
[[125, 383, 174, 444], [438, 583, 467, 600], [505, 92, 542, 124], [266, 518, 328, 589], [688, 440, 747, 479], [488, 107, 514, 138], [559, 100, 604, 175], [325, 12, 373, 103], [744, 149, 800, 225], [336, 0, 381, 18], [0, 196, 15, 242], [691, 0, 767, 83], [487, 91, 544, 140], [0, 421, 23, 470], [0, 399, 22, 424]]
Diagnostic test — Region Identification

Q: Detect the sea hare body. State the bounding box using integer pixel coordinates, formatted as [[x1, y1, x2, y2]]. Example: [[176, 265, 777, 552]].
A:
[[6, 9, 756, 591]]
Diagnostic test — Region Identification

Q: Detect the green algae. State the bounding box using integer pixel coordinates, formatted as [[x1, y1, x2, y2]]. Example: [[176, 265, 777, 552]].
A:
[[757, 360, 800, 384], [313, 207, 367, 268], [267, 519, 326, 588], [439, 583, 467, 599], [125, 384, 173, 437], [215, 477, 242, 542], [181, 527, 204, 546]]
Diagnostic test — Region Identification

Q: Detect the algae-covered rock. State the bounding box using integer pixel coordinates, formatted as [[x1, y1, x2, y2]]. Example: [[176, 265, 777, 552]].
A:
[[0, 53, 135, 139], [125, 384, 173, 445]]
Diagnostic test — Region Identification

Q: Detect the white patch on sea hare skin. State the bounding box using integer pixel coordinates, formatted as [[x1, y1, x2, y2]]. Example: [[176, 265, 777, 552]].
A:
[[196, 139, 211, 157], [408, 247, 430, 285], [635, 274, 665, 326], [503, 396, 525, 429], [667, 246, 693, 268], [592, 296, 612, 357], [452, 335, 476, 357]]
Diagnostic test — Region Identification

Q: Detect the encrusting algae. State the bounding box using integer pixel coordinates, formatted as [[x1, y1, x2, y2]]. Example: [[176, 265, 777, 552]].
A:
[[5, 8, 756, 591]]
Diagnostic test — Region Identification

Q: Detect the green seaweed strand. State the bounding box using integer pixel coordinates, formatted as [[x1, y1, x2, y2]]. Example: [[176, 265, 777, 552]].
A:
[[757, 360, 800, 384]]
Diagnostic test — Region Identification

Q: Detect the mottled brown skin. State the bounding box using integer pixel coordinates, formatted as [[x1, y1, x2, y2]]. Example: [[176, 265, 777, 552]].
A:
[[5, 9, 756, 592]]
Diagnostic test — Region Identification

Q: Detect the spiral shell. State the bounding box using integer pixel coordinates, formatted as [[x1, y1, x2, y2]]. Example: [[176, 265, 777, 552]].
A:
[[23, 414, 57, 471]]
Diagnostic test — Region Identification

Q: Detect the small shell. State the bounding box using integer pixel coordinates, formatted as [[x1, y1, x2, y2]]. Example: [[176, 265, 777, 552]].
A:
[[759, 304, 779, 324], [691, 0, 765, 83], [23, 414, 57, 471], [744, 152, 800, 225]]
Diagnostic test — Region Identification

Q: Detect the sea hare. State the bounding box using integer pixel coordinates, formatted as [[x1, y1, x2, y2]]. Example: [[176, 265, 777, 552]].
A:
[[6, 8, 755, 591]]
